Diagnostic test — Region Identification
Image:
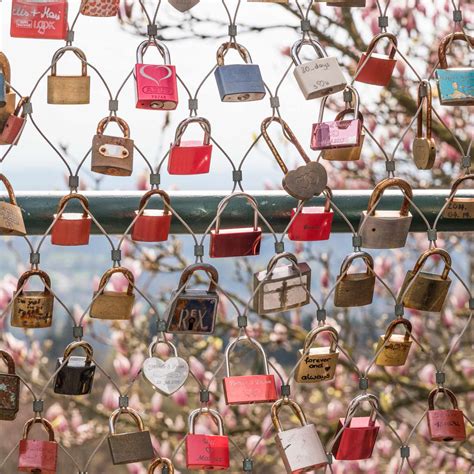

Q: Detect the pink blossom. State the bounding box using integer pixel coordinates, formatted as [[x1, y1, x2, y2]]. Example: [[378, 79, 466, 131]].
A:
[[246, 434, 267, 456], [171, 386, 188, 406], [102, 384, 118, 411], [114, 353, 132, 377]]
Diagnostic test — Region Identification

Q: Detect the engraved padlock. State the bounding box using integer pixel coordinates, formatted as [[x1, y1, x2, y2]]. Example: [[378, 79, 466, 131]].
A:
[[413, 81, 436, 170], [0, 350, 20, 420], [214, 42, 266, 102], [374, 318, 412, 367], [47, 47, 91, 105], [91, 116, 134, 176], [261, 116, 327, 200], [253, 252, 311, 314], [0, 96, 28, 145], [359, 178, 413, 249], [80, 0, 120, 16], [168, 0, 200, 11], [443, 174, 474, 219], [0, 173, 26, 236], [148, 457, 175, 474], [399, 248, 452, 312], [0, 53, 16, 131]]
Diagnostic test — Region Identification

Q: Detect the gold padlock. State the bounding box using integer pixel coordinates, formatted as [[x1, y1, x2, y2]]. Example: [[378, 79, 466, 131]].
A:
[[0, 174, 26, 236], [0, 53, 16, 131], [374, 318, 412, 366], [443, 174, 474, 219], [90, 267, 135, 320], [400, 248, 452, 312], [47, 46, 91, 105]]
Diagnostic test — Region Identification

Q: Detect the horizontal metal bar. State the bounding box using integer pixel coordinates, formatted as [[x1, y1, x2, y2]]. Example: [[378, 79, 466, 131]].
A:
[[3, 189, 474, 235]]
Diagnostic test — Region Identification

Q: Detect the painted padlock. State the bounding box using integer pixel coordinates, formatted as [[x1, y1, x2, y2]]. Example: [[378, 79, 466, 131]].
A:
[[131, 189, 172, 242], [166, 263, 219, 334], [291, 38, 347, 100], [80, 0, 120, 16], [18, 417, 58, 474], [47, 46, 90, 105], [223, 335, 278, 405], [168, 117, 213, 174], [168, 0, 200, 12], [272, 398, 328, 473], [90, 267, 135, 320], [0, 350, 20, 420], [399, 248, 451, 312], [253, 252, 311, 314], [135, 39, 178, 110], [214, 42, 266, 102], [0, 173, 26, 236], [375, 318, 412, 367], [148, 457, 175, 474], [443, 174, 474, 219], [185, 408, 230, 470], [0, 96, 29, 145], [11, 269, 54, 328], [427, 387, 466, 442], [334, 251, 375, 307], [108, 407, 155, 465], [413, 81, 436, 170], [359, 178, 413, 249], [294, 325, 339, 383], [0, 53, 16, 130], [261, 116, 327, 200], [209, 193, 262, 258], [51, 193, 92, 246], [53, 340, 96, 395], [436, 32, 474, 106]]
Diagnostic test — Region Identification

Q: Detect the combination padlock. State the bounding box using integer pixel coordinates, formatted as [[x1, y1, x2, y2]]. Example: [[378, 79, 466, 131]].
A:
[[80, 0, 120, 16], [0, 53, 16, 131], [413, 81, 436, 170], [0, 96, 29, 145], [374, 318, 412, 367], [0, 350, 20, 420], [0, 173, 26, 236], [443, 174, 474, 219]]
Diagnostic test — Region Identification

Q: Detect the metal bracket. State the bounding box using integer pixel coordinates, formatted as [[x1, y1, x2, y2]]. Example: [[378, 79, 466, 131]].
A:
[[69, 175, 79, 190], [30, 252, 40, 265], [435, 371, 445, 385], [199, 389, 210, 403], [157, 319, 167, 332], [243, 458, 253, 472], [188, 98, 198, 111], [111, 249, 122, 262], [147, 24, 158, 36], [461, 155, 471, 169], [316, 309, 327, 322], [300, 19, 311, 32], [453, 10, 462, 22], [150, 173, 161, 186], [119, 395, 129, 408], [232, 170, 243, 183], [274, 241, 285, 254], [343, 89, 353, 104], [469, 298, 474, 310], [378, 16, 389, 28], [400, 445, 410, 458], [385, 161, 396, 172], [33, 400, 44, 413], [270, 96, 280, 109], [73, 326, 84, 339], [359, 377, 369, 390], [281, 384, 291, 397], [194, 244, 204, 257], [23, 102, 33, 115], [237, 315, 248, 328], [326, 453, 333, 465], [427, 229, 437, 242], [66, 30, 75, 43], [418, 82, 428, 97], [228, 24, 237, 37], [352, 235, 362, 249], [108, 99, 119, 112], [395, 304, 404, 317]]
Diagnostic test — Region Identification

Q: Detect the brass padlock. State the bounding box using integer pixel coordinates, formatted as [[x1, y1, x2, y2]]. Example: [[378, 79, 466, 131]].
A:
[[413, 81, 436, 170], [374, 318, 412, 367], [443, 174, 474, 219], [148, 457, 175, 473], [11, 269, 54, 328], [0, 173, 26, 236], [0, 350, 20, 420], [91, 116, 134, 176], [334, 251, 375, 307], [294, 325, 339, 383], [399, 248, 452, 312], [90, 267, 135, 320], [47, 46, 91, 105], [0, 53, 16, 131]]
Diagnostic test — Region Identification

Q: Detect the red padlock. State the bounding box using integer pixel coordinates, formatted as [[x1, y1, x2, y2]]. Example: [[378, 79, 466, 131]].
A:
[[427, 387, 466, 442], [0, 96, 29, 146], [288, 187, 334, 241], [185, 408, 230, 470], [331, 394, 380, 461], [18, 417, 58, 474], [135, 39, 178, 110], [51, 193, 91, 246], [223, 335, 278, 405], [131, 189, 172, 242], [168, 117, 213, 175], [210, 193, 262, 258]]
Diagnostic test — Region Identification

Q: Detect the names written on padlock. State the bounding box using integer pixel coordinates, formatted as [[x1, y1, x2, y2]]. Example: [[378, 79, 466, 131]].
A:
[[197, 439, 226, 463], [12, 6, 61, 21], [433, 419, 462, 428], [12, 6, 61, 36], [444, 202, 474, 219], [301, 61, 333, 73], [17, 299, 50, 321], [225, 378, 274, 392], [300, 356, 334, 381], [0, 208, 21, 228], [168, 299, 216, 332]]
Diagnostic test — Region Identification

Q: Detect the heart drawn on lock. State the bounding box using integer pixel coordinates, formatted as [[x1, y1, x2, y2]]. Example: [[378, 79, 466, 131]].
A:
[[143, 356, 189, 395], [283, 161, 328, 200]]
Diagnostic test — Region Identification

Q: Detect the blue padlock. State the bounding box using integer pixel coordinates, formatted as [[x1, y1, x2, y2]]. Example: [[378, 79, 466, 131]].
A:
[[0, 73, 6, 108], [436, 32, 474, 106], [214, 42, 266, 102]]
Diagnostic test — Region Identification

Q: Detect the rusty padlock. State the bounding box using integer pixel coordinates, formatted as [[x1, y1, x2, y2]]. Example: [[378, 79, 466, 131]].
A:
[[0, 173, 26, 236], [80, 0, 120, 16], [0, 53, 16, 131], [0, 350, 20, 420], [443, 174, 474, 219], [413, 81, 436, 170], [148, 457, 175, 473], [374, 318, 412, 367], [0, 96, 29, 146]]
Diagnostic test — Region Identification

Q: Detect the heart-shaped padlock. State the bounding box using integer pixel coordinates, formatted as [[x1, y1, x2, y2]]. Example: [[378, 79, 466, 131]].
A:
[[283, 161, 328, 200]]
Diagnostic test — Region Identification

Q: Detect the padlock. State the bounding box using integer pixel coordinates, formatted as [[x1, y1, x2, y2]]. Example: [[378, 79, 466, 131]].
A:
[[80, 0, 120, 16], [359, 178, 413, 249], [91, 116, 134, 176], [327, 0, 366, 6], [427, 387, 466, 442], [185, 408, 230, 470], [168, 0, 200, 11], [399, 248, 452, 312], [261, 116, 327, 200], [108, 407, 154, 465], [47, 47, 91, 105], [436, 32, 474, 106], [288, 187, 334, 241], [18, 417, 58, 474], [253, 252, 311, 314], [51, 193, 92, 246], [90, 267, 135, 320], [223, 335, 278, 405], [0, 350, 20, 420], [214, 42, 266, 102], [272, 398, 328, 473], [209, 193, 262, 258], [0, 173, 26, 236], [374, 318, 412, 367], [413, 82, 436, 170], [0, 96, 29, 146], [11, 269, 54, 328], [166, 263, 219, 334], [54, 341, 96, 395], [331, 393, 380, 460], [443, 174, 474, 219], [294, 325, 339, 383], [135, 39, 178, 110], [132, 189, 172, 242], [291, 38, 347, 100], [0, 53, 16, 131], [355, 33, 397, 86], [168, 117, 213, 174], [334, 251, 375, 307], [148, 457, 175, 474]]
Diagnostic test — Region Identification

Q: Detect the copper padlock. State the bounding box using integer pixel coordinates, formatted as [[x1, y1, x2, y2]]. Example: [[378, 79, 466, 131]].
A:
[[443, 174, 474, 219], [0, 173, 26, 236], [0, 96, 29, 146], [374, 318, 412, 367], [148, 457, 175, 473], [0, 53, 16, 131], [11, 269, 54, 328], [0, 350, 20, 420], [413, 81, 436, 170], [80, 0, 120, 16]]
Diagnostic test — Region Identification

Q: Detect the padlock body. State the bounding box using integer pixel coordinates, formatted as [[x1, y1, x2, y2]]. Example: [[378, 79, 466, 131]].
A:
[[0, 93, 16, 131], [90, 291, 135, 320], [375, 334, 412, 367], [322, 133, 365, 161], [443, 198, 474, 219], [210, 227, 262, 258], [223, 374, 278, 405], [436, 68, 474, 106], [186, 434, 230, 470], [427, 409, 466, 442], [355, 53, 396, 86], [11, 292, 54, 328], [413, 137, 436, 170], [334, 273, 375, 307], [0, 373, 20, 420], [169, 0, 200, 12], [80, 0, 120, 16], [53, 356, 96, 395], [0, 200, 26, 236], [18, 439, 58, 474], [311, 119, 362, 150], [47, 76, 91, 105], [360, 211, 412, 249], [131, 210, 171, 242], [91, 134, 134, 176], [135, 63, 178, 110], [51, 213, 91, 246], [294, 348, 338, 383], [214, 64, 266, 102], [327, 0, 366, 5], [332, 417, 379, 460], [0, 115, 26, 145], [168, 140, 213, 175], [108, 430, 154, 465], [288, 207, 333, 241]]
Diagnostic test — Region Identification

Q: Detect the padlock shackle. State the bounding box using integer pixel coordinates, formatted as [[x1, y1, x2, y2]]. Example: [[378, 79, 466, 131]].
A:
[[364, 32, 398, 60], [346, 393, 379, 426], [318, 85, 361, 123], [148, 338, 178, 358], [96, 116, 130, 138], [56, 193, 90, 218], [438, 32, 474, 69], [16, 269, 52, 294], [63, 340, 94, 364], [173, 116, 211, 146], [14, 96, 30, 117], [97, 267, 135, 296], [367, 177, 413, 217], [428, 387, 459, 410], [22, 417, 56, 442], [290, 38, 327, 65], [188, 407, 225, 435], [0, 52, 12, 91], [136, 39, 171, 65], [417, 81, 433, 139], [303, 324, 339, 353], [322, 186, 333, 213], [224, 335, 270, 377], [449, 174, 474, 196], [214, 192, 259, 233], [216, 42, 252, 66], [0, 173, 18, 206], [109, 407, 146, 434], [411, 248, 451, 280], [138, 189, 172, 215], [0, 350, 16, 375], [339, 251, 374, 276], [265, 252, 298, 273], [271, 398, 308, 432], [148, 457, 174, 474], [382, 317, 412, 342], [50, 46, 88, 76], [178, 263, 219, 293]]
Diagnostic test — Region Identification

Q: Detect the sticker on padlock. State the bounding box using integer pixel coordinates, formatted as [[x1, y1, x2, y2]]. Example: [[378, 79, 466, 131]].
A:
[[168, 0, 200, 11], [413, 81, 436, 170], [443, 174, 474, 219], [0, 350, 20, 421], [0, 173, 26, 236], [0, 53, 16, 132], [80, 0, 120, 16], [148, 457, 175, 474], [0, 96, 29, 146], [375, 318, 412, 367]]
